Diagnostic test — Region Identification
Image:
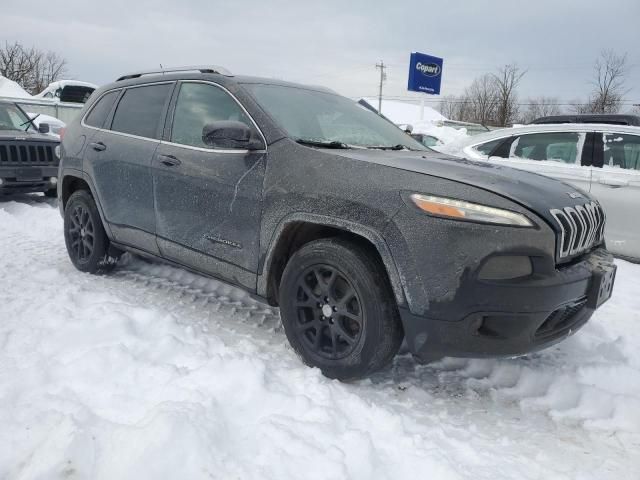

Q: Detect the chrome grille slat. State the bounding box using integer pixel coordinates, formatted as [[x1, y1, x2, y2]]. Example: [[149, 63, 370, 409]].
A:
[[550, 201, 606, 260], [0, 141, 56, 165]]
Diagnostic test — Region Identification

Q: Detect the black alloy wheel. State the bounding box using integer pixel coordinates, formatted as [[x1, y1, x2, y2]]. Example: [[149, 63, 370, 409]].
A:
[[68, 204, 95, 262], [64, 189, 120, 273], [294, 264, 364, 360], [279, 238, 404, 380]]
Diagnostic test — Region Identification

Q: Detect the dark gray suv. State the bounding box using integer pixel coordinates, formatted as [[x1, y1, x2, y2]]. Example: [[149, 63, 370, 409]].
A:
[[58, 66, 617, 380]]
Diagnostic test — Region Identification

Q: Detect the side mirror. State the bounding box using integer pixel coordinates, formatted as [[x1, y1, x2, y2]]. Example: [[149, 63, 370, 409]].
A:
[[38, 123, 50, 134], [202, 121, 261, 150]]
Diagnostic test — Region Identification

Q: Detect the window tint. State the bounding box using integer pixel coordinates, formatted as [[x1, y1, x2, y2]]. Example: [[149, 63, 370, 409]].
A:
[[84, 90, 118, 128], [602, 133, 640, 171], [510, 132, 581, 164], [171, 82, 253, 148], [110, 83, 172, 139], [474, 138, 504, 156]]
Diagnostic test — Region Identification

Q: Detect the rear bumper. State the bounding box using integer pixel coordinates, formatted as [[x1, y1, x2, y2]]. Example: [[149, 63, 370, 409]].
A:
[[0, 166, 58, 194], [401, 248, 616, 360]]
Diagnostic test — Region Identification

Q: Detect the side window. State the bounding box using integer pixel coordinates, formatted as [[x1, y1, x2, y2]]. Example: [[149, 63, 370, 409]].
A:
[[603, 133, 640, 171], [473, 138, 504, 156], [170, 82, 253, 149], [84, 90, 119, 128], [110, 83, 172, 139], [510, 132, 581, 164]]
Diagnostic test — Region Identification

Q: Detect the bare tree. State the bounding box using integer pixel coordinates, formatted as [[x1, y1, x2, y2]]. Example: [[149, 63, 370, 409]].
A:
[[493, 64, 526, 126], [521, 96, 562, 123], [0, 41, 67, 94], [588, 50, 628, 114], [464, 74, 499, 125], [438, 94, 459, 120]]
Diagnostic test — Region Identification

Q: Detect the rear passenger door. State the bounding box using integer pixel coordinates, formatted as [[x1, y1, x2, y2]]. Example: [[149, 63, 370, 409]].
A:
[[486, 131, 592, 193], [152, 81, 267, 290], [589, 131, 640, 258], [84, 82, 174, 254]]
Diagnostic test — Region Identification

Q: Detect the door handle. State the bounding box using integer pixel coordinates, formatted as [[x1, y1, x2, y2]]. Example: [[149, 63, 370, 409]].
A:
[[159, 154, 181, 167], [89, 142, 106, 152]]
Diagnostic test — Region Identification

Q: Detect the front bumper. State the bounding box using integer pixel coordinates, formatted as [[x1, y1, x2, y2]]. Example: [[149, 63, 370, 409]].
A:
[[401, 248, 616, 360], [0, 166, 58, 194]]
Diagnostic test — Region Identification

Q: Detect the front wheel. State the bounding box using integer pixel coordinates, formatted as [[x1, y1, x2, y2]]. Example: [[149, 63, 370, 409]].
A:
[[279, 238, 403, 380], [64, 189, 119, 274]]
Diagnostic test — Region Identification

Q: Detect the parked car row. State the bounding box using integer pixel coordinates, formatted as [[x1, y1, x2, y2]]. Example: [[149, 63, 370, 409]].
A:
[[53, 66, 616, 379]]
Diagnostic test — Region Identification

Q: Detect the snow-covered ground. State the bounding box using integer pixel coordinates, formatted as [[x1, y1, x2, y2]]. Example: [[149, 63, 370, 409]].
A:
[[1, 195, 639, 480]]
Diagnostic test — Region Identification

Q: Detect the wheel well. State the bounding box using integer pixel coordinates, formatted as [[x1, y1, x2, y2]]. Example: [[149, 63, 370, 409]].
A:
[[265, 221, 391, 306], [61, 176, 91, 210]]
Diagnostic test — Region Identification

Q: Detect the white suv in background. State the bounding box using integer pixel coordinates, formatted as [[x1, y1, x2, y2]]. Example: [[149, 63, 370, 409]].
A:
[[450, 124, 640, 260]]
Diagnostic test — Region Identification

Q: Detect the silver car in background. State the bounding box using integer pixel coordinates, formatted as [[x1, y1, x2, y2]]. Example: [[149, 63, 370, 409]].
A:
[[448, 124, 640, 260]]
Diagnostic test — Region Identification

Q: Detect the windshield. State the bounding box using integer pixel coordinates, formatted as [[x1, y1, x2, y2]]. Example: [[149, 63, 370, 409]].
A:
[[0, 103, 35, 132], [245, 84, 427, 150]]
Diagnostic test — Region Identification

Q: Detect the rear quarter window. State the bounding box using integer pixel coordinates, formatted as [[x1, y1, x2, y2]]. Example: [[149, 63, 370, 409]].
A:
[[84, 90, 119, 128], [110, 83, 173, 139]]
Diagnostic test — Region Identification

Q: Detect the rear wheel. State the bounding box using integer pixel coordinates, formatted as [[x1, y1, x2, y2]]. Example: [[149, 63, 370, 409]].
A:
[[279, 238, 403, 380], [64, 189, 119, 274]]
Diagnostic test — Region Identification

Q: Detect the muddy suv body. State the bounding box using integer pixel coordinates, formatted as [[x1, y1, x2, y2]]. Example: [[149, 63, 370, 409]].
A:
[[0, 100, 59, 196], [58, 66, 616, 379]]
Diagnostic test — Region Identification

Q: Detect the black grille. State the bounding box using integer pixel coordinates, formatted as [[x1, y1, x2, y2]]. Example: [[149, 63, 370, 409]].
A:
[[550, 201, 606, 260], [535, 298, 588, 338], [0, 141, 57, 165]]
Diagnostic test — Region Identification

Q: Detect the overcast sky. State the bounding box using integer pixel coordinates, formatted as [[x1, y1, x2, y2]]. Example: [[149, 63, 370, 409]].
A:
[[3, 0, 639, 110]]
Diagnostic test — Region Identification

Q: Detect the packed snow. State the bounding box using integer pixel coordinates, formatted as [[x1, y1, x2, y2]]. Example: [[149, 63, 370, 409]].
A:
[[0, 195, 639, 479]]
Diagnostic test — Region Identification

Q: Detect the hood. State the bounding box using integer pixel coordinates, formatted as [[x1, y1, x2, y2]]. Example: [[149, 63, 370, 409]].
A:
[[0, 130, 59, 143], [334, 149, 593, 222]]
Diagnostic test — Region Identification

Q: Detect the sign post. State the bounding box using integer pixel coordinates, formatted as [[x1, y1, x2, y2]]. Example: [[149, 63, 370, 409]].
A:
[[408, 52, 444, 120]]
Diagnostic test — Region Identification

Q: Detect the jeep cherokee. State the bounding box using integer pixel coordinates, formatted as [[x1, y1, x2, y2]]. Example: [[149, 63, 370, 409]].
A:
[[58, 66, 617, 380], [0, 100, 59, 197]]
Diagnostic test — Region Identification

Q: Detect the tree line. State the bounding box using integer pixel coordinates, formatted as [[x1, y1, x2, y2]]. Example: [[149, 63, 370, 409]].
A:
[[438, 50, 632, 126], [0, 41, 67, 95]]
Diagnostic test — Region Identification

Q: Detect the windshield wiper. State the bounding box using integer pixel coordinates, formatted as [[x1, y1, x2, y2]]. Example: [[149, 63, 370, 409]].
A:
[[296, 138, 351, 149], [19, 113, 40, 132], [366, 144, 409, 151]]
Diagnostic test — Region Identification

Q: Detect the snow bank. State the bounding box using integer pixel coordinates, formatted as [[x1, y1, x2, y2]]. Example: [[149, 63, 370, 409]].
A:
[[412, 121, 471, 150], [0, 198, 638, 479], [0, 75, 32, 99]]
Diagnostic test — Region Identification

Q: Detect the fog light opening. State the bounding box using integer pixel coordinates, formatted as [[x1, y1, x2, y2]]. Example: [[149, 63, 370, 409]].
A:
[[49, 176, 58, 186], [478, 255, 533, 281]]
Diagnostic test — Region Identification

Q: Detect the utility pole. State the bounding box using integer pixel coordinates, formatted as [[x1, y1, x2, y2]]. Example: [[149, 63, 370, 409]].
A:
[[375, 61, 386, 114]]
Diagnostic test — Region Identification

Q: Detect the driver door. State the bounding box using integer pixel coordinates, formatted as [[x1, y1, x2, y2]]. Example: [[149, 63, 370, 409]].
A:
[[152, 81, 267, 290]]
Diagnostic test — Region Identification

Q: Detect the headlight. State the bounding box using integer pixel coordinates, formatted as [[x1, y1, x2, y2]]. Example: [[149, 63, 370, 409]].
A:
[[54, 145, 61, 158], [410, 194, 534, 227]]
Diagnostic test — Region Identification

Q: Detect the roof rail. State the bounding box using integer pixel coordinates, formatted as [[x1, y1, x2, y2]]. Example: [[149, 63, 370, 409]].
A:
[[116, 65, 232, 82]]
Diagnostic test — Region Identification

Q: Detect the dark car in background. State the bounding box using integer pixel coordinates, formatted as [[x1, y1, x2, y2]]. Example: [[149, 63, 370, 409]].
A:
[[58, 66, 616, 380], [0, 100, 60, 197]]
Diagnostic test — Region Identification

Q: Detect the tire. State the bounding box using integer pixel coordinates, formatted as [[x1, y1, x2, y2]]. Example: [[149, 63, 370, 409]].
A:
[[279, 237, 404, 380], [64, 189, 119, 274], [44, 187, 57, 198]]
